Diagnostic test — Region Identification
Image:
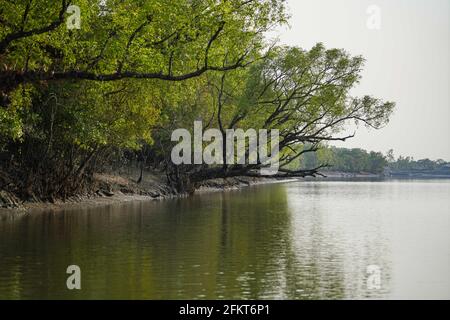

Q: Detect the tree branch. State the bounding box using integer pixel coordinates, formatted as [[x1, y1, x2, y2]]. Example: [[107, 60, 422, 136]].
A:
[[0, 0, 68, 54]]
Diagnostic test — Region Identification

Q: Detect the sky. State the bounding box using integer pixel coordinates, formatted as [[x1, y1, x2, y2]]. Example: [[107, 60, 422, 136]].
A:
[[272, 0, 449, 160]]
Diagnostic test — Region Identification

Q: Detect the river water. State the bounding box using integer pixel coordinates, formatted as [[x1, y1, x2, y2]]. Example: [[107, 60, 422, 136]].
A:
[[0, 179, 449, 299]]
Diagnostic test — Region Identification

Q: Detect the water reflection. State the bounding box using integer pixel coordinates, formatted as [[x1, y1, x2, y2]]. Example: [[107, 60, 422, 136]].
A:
[[285, 182, 392, 299], [0, 180, 449, 299]]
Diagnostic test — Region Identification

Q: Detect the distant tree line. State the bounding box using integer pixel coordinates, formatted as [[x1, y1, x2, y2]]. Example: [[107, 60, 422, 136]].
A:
[[386, 151, 450, 173], [297, 146, 387, 174], [297, 147, 450, 175]]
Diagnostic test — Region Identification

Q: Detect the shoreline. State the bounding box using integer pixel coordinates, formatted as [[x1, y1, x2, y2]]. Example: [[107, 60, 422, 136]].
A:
[[0, 174, 294, 214], [2, 170, 449, 214]]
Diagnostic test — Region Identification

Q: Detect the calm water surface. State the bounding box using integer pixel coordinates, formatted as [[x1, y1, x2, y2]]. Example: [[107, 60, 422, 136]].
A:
[[0, 180, 449, 299]]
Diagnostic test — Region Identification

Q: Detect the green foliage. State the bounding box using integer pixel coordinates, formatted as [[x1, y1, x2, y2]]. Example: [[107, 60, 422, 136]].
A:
[[296, 146, 387, 174], [33, 80, 160, 150], [0, 0, 287, 145], [195, 44, 395, 176], [0, 1, 398, 197], [389, 155, 449, 171], [327, 147, 387, 173]]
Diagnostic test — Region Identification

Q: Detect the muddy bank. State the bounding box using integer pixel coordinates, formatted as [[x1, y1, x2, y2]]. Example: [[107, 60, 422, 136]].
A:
[[0, 169, 388, 212], [0, 171, 291, 212]]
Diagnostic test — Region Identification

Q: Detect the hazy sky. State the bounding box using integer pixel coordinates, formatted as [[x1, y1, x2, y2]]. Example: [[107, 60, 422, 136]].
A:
[[272, 0, 449, 160]]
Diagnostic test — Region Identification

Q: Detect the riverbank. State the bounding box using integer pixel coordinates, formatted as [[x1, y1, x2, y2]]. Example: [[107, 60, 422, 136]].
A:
[[0, 171, 290, 212], [3, 168, 449, 213]]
